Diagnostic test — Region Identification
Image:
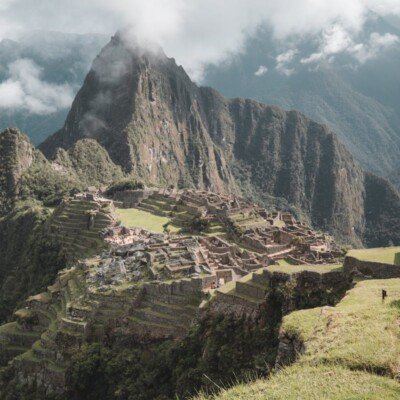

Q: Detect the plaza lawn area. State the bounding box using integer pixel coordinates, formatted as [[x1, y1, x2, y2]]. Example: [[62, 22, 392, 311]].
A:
[[347, 246, 400, 265], [276, 258, 295, 267], [116, 208, 180, 233], [268, 263, 343, 274]]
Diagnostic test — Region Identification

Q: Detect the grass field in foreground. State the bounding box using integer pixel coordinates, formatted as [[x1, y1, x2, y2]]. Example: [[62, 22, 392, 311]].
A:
[[282, 278, 400, 374], [197, 278, 400, 400], [116, 208, 180, 233], [347, 247, 400, 265], [195, 364, 400, 400]]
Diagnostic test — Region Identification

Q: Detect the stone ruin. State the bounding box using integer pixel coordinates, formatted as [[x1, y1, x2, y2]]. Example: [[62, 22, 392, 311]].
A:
[[107, 187, 343, 267]]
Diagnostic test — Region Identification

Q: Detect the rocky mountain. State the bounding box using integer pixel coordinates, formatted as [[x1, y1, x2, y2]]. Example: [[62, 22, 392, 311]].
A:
[[39, 33, 400, 247]]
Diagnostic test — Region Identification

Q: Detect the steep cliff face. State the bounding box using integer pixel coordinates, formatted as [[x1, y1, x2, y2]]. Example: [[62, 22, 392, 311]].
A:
[[228, 101, 366, 240], [363, 173, 400, 247], [0, 128, 34, 212], [39, 34, 399, 246]]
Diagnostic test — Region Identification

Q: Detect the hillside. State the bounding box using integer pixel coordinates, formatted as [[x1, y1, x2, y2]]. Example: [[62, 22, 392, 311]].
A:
[[0, 128, 119, 324], [196, 278, 400, 400], [1, 186, 400, 399], [39, 33, 400, 247], [0, 187, 349, 398], [0, 128, 80, 214]]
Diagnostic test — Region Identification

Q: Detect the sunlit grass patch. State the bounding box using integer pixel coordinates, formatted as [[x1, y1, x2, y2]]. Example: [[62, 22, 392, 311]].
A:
[[195, 364, 400, 400], [347, 247, 400, 265], [116, 208, 180, 233]]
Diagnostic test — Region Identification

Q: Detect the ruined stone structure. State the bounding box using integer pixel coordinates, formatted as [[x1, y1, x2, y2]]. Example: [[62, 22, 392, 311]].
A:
[[110, 188, 343, 264]]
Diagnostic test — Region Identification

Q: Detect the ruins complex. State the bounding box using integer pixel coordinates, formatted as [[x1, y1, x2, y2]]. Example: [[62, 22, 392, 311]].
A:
[[0, 187, 345, 394]]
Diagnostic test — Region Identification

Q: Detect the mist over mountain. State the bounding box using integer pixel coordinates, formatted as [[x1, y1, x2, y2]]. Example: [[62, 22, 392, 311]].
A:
[[1, 15, 400, 185], [203, 16, 400, 179], [0, 31, 107, 144]]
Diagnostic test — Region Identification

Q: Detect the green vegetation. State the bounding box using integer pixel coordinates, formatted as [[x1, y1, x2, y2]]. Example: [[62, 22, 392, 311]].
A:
[[196, 278, 400, 400], [67, 310, 279, 400], [268, 264, 343, 274], [347, 247, 400, 265], [116, 208, 180, 233], [0, 205, 66, 323], [196, 364, 400, 400], [186, 216, 210, 234], [282, 278, 400, 374], [105, 179, 144, 196], [18, 151, 82, 207], [63, 139, 125, 186]]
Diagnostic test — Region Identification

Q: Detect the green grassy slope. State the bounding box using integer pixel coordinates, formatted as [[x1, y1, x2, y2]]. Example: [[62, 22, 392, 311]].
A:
[[196, 278, 400, 400], [196, 364, 400, 400], [116, 208, 180, 233]]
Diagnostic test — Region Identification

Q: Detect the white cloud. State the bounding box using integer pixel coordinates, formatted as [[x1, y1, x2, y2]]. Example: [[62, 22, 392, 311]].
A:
[[1, 1, 400, 80], [0, 59, 75, 114], [0, 0, 15, 10], [352, 32, 400, 62], [254, 65, 268, 76], [301, 25, 354, 64], [276, 49, 298, 76], [301, 27, 399, 65]]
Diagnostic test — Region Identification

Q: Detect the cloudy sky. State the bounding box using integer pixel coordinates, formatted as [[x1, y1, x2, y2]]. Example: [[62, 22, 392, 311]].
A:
[[1, 0, 400, 114]]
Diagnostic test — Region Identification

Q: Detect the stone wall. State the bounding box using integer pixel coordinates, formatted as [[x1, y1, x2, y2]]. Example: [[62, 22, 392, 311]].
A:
[[344, 256, 400, 278], [112, 189, 154, 208]]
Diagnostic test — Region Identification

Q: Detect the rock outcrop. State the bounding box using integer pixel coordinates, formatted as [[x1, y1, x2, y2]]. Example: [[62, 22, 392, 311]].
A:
[[0, 128, 35, 213]]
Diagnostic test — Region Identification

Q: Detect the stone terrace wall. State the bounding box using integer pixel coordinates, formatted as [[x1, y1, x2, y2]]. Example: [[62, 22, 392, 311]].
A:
[[344, 256, 400, 278], [209, 267, 351, 320], [112, 189, 154, 208]]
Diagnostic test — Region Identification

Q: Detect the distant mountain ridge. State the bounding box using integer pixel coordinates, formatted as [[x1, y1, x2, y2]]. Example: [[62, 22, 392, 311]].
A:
[[38, 33, 400, 247], [203, 16, 400, 180]]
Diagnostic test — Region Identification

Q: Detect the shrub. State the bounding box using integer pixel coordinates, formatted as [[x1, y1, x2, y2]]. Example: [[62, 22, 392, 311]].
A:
[[105, 180, 144, 196], [187, 217, 210, 233]]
